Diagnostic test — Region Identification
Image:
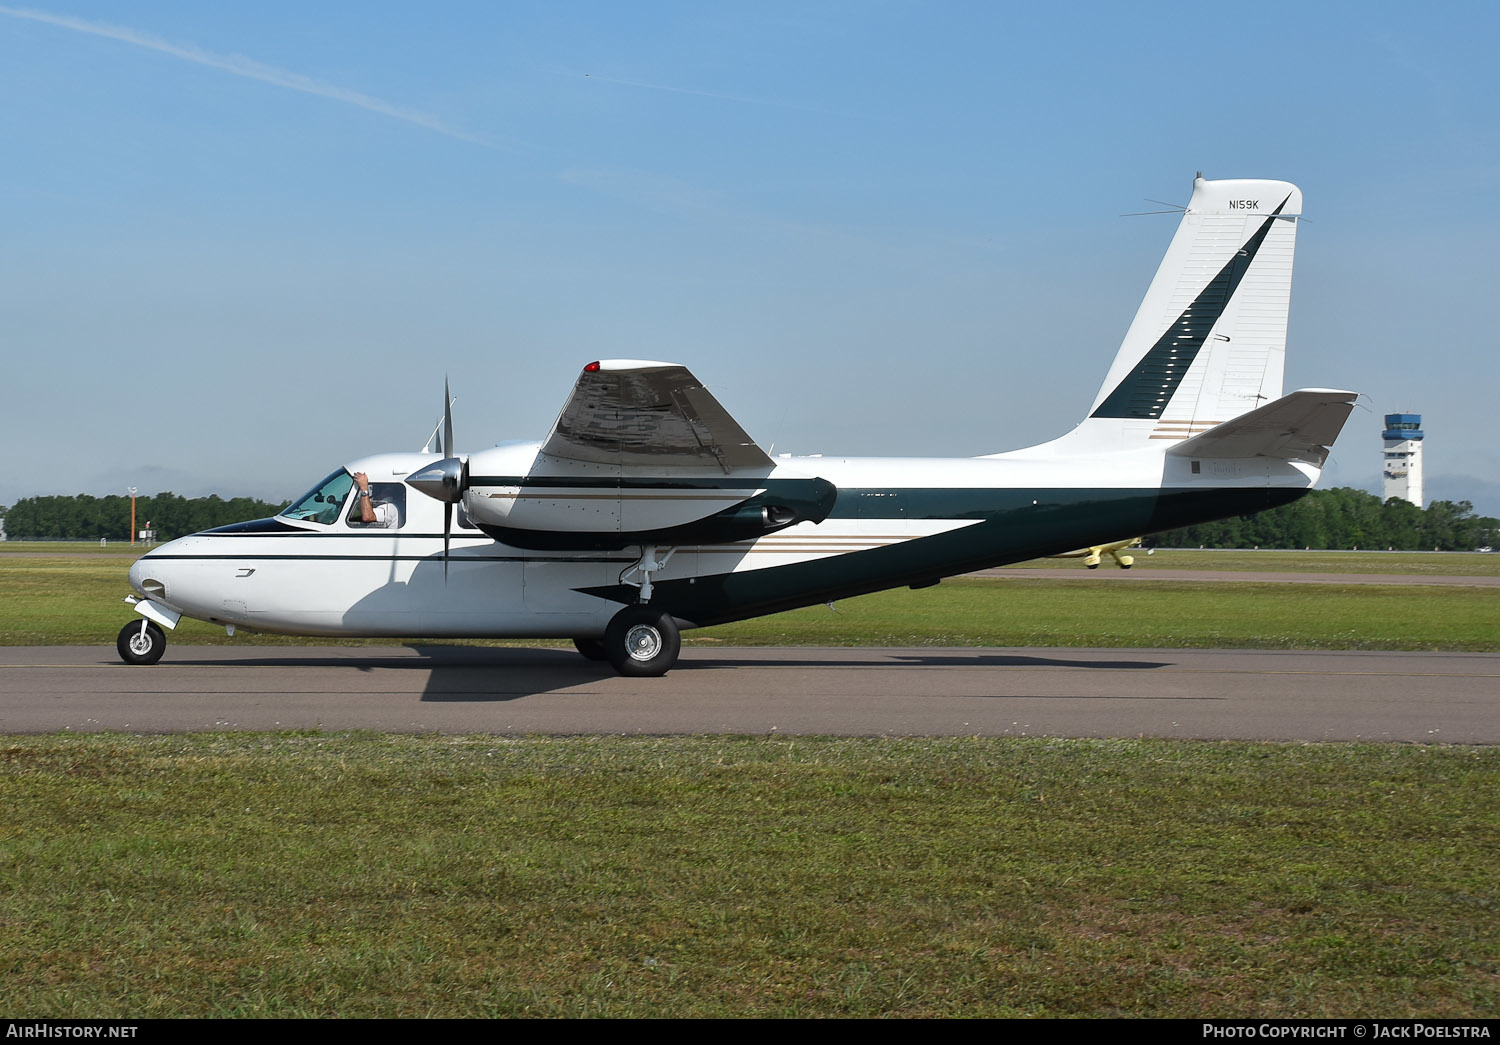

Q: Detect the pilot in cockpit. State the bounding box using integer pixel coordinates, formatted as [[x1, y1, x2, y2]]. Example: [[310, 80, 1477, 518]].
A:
[[351, 471, 398, 528]]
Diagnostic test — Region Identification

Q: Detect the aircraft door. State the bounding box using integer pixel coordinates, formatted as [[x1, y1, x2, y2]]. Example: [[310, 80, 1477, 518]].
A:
[[521, 556, 613, 613]]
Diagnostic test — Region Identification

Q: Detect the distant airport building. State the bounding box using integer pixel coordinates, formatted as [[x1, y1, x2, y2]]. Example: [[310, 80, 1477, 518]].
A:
[[1382, 413, 1424, 508]]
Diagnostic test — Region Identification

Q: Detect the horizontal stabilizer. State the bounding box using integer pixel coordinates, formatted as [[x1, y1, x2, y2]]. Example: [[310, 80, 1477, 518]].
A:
[[1166, 388, 1357, 465]]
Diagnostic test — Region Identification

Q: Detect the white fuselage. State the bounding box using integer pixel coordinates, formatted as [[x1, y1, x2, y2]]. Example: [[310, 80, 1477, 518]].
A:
[[129, 442, 1319, 639]]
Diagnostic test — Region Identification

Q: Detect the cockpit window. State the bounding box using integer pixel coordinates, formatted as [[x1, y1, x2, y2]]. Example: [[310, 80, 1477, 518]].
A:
[[281, 470, 355, 526], [345, 482, 407, 529]]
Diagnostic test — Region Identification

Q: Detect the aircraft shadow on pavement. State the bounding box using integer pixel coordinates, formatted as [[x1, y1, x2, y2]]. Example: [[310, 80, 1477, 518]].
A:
[[179, 645, 585, 670], [412, 646, 619, 701], [408, 648, 1180, 702], [173, 645, 1177, 704]]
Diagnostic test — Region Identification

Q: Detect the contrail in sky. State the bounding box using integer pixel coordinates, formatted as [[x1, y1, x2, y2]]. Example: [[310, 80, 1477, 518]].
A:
[[0, 5, 486, 144]]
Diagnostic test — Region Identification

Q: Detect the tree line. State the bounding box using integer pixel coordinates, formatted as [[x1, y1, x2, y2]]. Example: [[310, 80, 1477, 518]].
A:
[[2, 493, 287, 542], [1152, 487, 1497, 551], [2, 485, 1495, 550]]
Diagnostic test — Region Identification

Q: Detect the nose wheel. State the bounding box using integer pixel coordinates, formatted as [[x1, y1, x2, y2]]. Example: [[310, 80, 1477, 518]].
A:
[[604, 606, 681, 677], [117, 619, 167, 665]]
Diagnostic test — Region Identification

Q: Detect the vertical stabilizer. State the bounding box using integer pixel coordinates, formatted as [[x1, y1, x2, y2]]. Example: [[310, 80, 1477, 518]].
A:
[[1071, 176, 1303, 449]]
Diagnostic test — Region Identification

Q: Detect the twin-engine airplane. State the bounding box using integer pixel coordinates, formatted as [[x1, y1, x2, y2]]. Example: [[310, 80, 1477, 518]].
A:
[[121, 175, 1357, 676]]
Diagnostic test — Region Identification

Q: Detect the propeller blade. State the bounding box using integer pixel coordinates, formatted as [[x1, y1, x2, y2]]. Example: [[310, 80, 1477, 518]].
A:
[[413, 378, 463, 581], [443, 502, 452, 582]]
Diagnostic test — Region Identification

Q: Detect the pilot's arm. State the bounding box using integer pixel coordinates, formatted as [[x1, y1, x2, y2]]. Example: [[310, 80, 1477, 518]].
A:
[[352, 472, 395, 527]]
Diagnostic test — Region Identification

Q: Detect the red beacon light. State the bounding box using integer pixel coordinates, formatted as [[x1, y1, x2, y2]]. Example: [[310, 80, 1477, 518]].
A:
[[584, 361, 601, 373]]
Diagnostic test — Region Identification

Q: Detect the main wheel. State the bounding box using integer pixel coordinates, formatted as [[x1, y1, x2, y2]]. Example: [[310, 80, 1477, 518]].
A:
[[572, 637, 608, 662], [604, 606, 681, 677], [117, 619, 166, 665]]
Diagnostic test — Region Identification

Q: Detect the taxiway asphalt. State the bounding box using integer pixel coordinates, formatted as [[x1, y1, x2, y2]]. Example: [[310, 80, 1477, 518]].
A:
[[2, 645, 1495, 742]]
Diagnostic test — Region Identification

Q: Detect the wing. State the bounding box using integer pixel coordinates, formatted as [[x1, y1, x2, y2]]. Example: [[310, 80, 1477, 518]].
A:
[[539, 360, 772, 471]]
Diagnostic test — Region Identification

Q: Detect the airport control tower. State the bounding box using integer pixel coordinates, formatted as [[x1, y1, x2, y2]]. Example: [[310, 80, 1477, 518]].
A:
[[1382, 413, 1424, 507]]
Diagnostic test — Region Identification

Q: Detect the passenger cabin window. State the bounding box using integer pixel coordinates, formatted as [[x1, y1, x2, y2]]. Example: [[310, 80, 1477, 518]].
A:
[[282, 470, 356, 526], [346, 483, 407, 529]]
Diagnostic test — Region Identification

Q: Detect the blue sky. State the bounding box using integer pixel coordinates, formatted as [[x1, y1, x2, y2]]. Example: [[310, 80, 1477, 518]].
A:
[[3, 1, 1498, 515]]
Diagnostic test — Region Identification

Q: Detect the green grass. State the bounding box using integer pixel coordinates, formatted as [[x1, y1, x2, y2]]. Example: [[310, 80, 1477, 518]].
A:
[[3, 551, 1497, 651], [695, 577, 1500, 651], [1072, 548, 1500, 577], [1, 732, 1495, 1018], [0, 541, 147, 556]]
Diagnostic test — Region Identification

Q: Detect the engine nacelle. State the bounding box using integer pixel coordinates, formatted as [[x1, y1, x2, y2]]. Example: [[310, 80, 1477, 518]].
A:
[[473, 480, 836, 550], [446, 443, 837, 550]]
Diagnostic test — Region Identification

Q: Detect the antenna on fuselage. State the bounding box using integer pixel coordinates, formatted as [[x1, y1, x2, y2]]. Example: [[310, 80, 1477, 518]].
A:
[[420, 389, 458, 453]]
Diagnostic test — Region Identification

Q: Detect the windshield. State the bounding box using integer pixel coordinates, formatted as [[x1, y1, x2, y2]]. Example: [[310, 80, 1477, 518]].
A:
[[281, 469, 355, 525]]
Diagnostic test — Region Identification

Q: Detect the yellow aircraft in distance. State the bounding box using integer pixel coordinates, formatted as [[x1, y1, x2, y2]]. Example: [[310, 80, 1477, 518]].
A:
[[1051, 538, 1148, 569]]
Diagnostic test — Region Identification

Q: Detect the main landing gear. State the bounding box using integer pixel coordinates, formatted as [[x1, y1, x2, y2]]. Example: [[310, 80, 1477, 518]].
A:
[[117, 619, 167, 665], [571, 544, 682, 676], [575, 604, 682, 676], [603, 605, 680, 677]]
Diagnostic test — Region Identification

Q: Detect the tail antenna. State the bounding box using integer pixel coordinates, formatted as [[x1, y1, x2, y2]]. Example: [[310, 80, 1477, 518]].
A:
[[1121, 197, 1187, 217]]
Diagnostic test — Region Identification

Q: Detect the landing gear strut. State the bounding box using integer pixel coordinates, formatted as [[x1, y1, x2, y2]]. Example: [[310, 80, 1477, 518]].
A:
[[603, 605, 680, 677], [116, 619, 167, 665], [620, 544, 675, 604]]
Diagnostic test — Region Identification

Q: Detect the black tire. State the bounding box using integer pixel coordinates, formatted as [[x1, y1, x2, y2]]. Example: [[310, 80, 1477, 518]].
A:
[[572, 637, 609, 662], [117, 619, 167, 665], [604, 606, 681, 677]]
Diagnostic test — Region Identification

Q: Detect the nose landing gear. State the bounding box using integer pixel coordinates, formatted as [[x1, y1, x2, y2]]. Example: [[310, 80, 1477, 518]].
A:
[[116, 619, 167, 665]]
